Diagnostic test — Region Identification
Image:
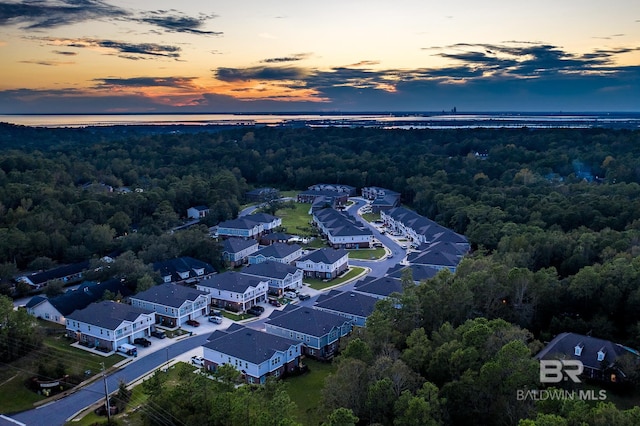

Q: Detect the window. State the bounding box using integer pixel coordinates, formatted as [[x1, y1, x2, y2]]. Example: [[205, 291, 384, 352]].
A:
[[597, 349, 606, 362], [574, 343, 584, 356]]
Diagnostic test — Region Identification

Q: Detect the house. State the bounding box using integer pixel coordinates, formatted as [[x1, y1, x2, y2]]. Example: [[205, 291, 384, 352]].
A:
[[314, 290, 379, 327], [295, 248, 349, 280], [241, 260, 304, 295], [202, 324, 304, 384], [407, 249, 462, 273], [222, 238, 259, 267], [66, 300, 154, 353], [16, 261, 91, 289], [535, 332, 640, 384], [265, 305, 353, 360], [297, 189, 348, 207], [217, 213, 282, 239], [313, 208, 373, 249], [153, 256, 216, 285], [248, 243, 302, 265], [381, 207, 469, 249], [129, 284, 210, 328], [26, 278, 131, 325], [245, 187, 280, 203], [196, 271, 268, 312], [353, 276, 405, 300], [361, 186, 401, 213], [187, 205, 209, 220], [308, 184, 356, 196]]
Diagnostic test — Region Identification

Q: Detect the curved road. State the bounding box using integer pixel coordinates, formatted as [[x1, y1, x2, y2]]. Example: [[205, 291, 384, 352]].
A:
[[10, 197, 404, 425]]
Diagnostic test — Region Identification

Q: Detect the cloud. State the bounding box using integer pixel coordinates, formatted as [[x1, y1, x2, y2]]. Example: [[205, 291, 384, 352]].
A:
[[261, 53, 310, 63], [0, 0, 127, 29], [52, 50, 77, 56], [137, 9, 221, 35], [93, 76, 197, 89], [0, 1, 220, 36], [37, 37, 181, 59], [19, 59, 74, 66], [215, 66, 309, 82]]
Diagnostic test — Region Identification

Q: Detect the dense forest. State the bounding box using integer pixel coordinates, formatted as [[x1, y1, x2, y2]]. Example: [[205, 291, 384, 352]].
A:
[[2, 123, 640, 425]]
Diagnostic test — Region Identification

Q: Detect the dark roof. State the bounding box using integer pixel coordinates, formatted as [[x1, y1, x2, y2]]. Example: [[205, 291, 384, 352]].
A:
[[203, 324, 300, 364], [152, 256, 216, 281], [20, 261, 90, 285], [27, 279, 131, 316], [536, 332, 639, 371], [250, 243, 301, 259], [190, 205, 209, 211], [298, 248, 348, 264], [299, 189, 346, 198], [408, 249, 461, 268], [222, 237, 258, 253], [314, 208, 373, 238], [131, 283, 209, 308], [266, 306, 352, 336], [386, 264, 439, 282], [385, 207, 468, 245], [198, 271, 266, 293], [242, 260, 301, 280], [67, 300, 153, 330], [354, 276, 404, 298], [314, 290, 379, 318], [218, 213, 280, 231]]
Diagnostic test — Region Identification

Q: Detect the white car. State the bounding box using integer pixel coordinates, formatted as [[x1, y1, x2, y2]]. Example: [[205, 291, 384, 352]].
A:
[[191, 356, 205, 366], [284, 291, 298, 299]]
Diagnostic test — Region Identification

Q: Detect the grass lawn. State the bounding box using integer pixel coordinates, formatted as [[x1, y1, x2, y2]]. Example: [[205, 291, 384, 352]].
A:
[[274, 202, 315, 237], [286, 358, 336, 425], [361, 212, 381, 222], [0, 331, 124, 414], [347, 247, 386, 260], [304, 266, 366, 290]]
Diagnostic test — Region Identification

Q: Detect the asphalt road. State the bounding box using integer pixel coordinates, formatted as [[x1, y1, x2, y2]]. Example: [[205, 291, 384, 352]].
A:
[[8, 197, 404, 425]]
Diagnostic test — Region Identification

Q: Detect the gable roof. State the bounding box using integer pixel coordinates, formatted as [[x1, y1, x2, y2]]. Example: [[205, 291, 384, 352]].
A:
[[222, 237, 259, 253], [242, 260, 301, 280], [386, 264, 439, 282], [263, 232, 293, 242], [189, 205, 209, 211], [314, 290, 379, 318], [152, 256, 216, 281], [203, 324, 300, 364], [131, 283, 209, 308], [198, 271, 266, 293], [354, 276, 404, 298], [27, 279, 131, 316], [67, 300, 152, 330], [266, 306, 352, 337], [385, 207, 468, 245], [408, 249, 461, 268], [251, 243, 301, 259], [535, 332, 639, 371], [19, 261, 90, 286], [298, 248, 348, 264]]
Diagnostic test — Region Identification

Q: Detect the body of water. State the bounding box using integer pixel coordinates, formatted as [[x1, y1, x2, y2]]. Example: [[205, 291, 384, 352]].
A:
[[1, 112, 639, 129]]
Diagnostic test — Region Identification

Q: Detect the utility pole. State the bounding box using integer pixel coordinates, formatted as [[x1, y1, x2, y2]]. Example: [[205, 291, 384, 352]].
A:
[[101, 362, 111, 422]]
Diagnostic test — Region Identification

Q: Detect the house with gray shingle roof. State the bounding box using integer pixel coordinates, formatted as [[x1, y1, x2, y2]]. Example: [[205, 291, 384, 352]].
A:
[[66, 300, 154, 353], [265, 305, 353, 360], [386, 264, 439, 283], [248, 242, 302, 265], [153, 256, 216, 284], [222, 237, 259, 267], [26, 278, 130, 325], [535, 332, 640, 384], [202, 324, 303, 384], [196, 271, 268, 313], [313, 208, 373, 249], [241, 260, 304, 295], [381, 206, 469, 248], [217, 213, 281, 240], [314, 290, 379, 327], [295, 248, 349, 280], [361, 186, 401, 213], [353, 276, 405, 300], [130, 283, 210, 328], [187, 205, 209, 220]]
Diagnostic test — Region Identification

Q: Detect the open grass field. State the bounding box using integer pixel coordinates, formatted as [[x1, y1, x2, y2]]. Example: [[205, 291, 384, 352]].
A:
[[347, 247, 386, 260], [286, 358, 335, 425], [275, 202, 315, 237], [304, 266, 366, 290]]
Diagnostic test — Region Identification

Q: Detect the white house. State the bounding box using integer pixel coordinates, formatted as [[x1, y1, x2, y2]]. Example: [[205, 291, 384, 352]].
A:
[[66, 300, 154, 353], [241, 261, 304, 295], [295, 248, 349, 280], [196, 271, 268, 313], [221, 238, 259, 267], [248, 243, 302, 265], [129, 284, 210, 328], [187, 205, 210, 219]]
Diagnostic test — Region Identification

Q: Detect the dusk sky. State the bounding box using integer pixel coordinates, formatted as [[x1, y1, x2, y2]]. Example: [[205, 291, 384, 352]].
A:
[[1, 0, 639, 113]]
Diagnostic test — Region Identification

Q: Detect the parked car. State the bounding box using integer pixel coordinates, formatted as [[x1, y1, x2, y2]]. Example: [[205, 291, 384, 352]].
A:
[[208, 315, 223, 324], [210, 309, 222, 317], [268, 298, 281, 307], [134, 337, 151, 347], [191, 356, 205, 366], [247, 306, 262, 316], [186, 319, 200, 327], [284, 291, 298, 299], [150, 330, 166, 339], [298, 293, 311, 301]]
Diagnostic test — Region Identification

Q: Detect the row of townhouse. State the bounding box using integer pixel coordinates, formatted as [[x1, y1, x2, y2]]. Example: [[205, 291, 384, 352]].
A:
[[153, 256, 217, 285], [216, 213, 282, 239], [361, 186, 402, 213], [313, 208, 374, 249]]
